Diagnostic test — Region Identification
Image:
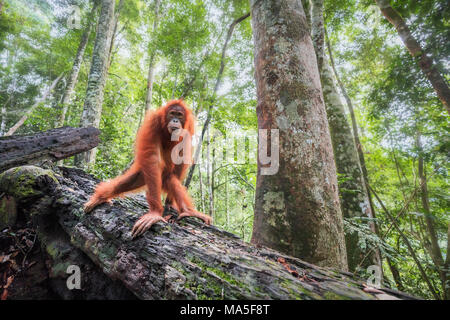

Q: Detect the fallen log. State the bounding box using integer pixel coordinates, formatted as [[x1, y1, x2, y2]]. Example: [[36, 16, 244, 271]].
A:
[[0, 127, 100, 173], [0, 165, 419, 300]]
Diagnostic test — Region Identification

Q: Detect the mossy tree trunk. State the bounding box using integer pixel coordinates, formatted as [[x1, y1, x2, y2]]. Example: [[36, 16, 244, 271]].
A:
[[310, 0, 381, 272], [58, 2, 99, 127], [0, 126, 100, 173], [0, 165, 418, 300], [76, 0, 115, 168], [144, 0, 161, 111], [250, 0, 347, 271]]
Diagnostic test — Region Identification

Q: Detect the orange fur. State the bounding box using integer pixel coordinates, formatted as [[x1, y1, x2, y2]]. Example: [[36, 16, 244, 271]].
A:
[[85, 99, 196, 215]]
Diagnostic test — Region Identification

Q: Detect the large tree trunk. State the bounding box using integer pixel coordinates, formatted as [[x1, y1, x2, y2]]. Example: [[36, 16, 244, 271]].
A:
[[250, 0, 347, 270], [144, 0, 161, 111], [58, 2, 99, 127], [76, 0, 115, 167], [310, 0, 379, 272], [374, 0, 450, 114], [0, 127, 100, 172], [0, 165, 417, 300]]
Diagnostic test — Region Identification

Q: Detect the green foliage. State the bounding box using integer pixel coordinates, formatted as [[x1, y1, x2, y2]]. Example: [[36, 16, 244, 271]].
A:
[[325, 0, 449, 299]]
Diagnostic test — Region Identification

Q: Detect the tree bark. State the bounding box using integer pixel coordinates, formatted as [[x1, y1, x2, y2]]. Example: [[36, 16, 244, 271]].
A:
[[225, 169, 229, 228], [4, 73, 64, 136], [206, 127, 214, 218], [250, 0, 347, 270], [144, 0, 161, 111], [0, 127, 100, 172], [198, 164, 204, 213], [0, 165, 419, 300], [76, 0, 115, 167], [0, 95, 10, 135], [386, 256, 404, 292], [0, 104, 5, 136], [374, 0, 450, 114], [301, 0, 312, 30], [311, 0, 378, 272], [58, 2, 99, 127], [311, 0, 324, 70]]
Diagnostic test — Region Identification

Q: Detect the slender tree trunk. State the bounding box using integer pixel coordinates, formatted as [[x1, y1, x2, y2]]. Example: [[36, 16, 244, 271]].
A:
[[144, 0, 161, 111], [250, 0, 347, 270], [225, 169, 229, 228], [58, 2, 99, 127], [76, 0, 115, 167], [416, 133, 447, 299], [171, 65, 179, 99], [5, 73, 64, 136], [184, 13, 250, 188], [198, 164, 204, 213], [374, 0, 450, 113], [311, 0, 324, 70], [106, 0, 124, 70], [0, 104, 5, 135], [211, 144, 215, 221], [206, 127, 214, 218], [144, 53, 156, 110], [311, 0, 379, 272], [369, 185, 441, 299], [386, 256, 404, 291], [301, 0, 312, 30], [0, 95, 11, 135]]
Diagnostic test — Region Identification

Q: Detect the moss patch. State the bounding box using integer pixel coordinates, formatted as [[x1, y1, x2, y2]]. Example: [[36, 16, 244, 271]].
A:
[[0, 166, 59, 201]]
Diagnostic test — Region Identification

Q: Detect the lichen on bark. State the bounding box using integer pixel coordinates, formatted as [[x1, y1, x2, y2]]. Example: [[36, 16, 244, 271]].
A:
[[250, 0, 348, 271], [77, 0, 116, 166], [0, 165, 417, 300]]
